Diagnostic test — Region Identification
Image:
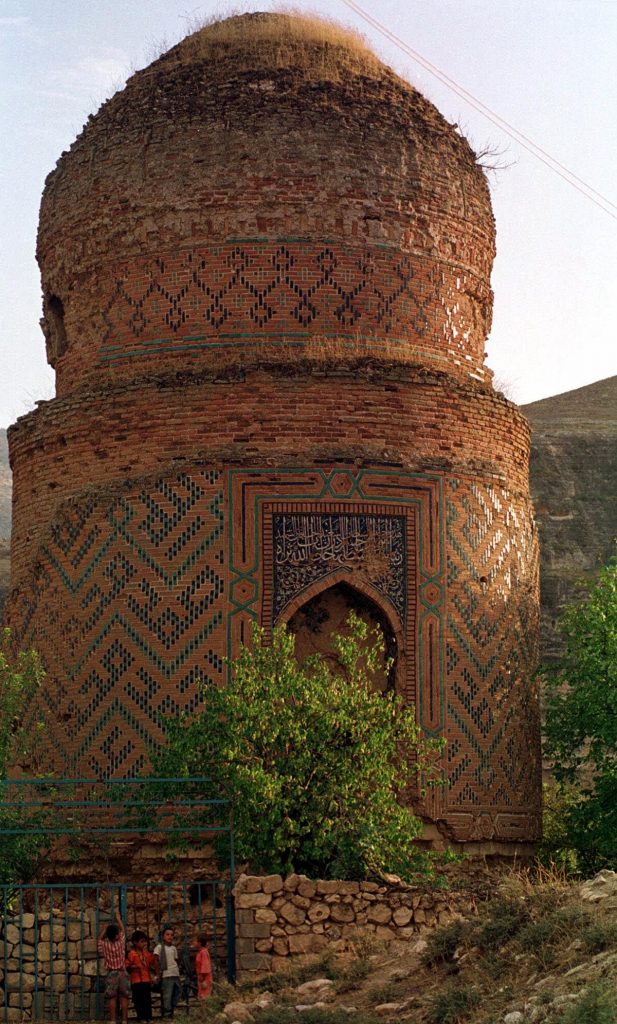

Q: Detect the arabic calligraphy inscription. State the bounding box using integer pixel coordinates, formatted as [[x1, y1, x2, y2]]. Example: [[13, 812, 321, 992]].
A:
[[273, 513, 406, 619]]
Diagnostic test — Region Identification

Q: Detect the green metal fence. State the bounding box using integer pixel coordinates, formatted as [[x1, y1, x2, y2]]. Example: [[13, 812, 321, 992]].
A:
[[0, 779, 236, 1021]]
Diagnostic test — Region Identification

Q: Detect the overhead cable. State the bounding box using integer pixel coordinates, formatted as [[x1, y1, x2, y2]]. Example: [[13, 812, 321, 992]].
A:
[[340, 0, 617, 222]]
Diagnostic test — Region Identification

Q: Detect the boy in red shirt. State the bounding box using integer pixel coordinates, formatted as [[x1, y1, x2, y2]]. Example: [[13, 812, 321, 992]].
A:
[[125, 930, 159, 1023]]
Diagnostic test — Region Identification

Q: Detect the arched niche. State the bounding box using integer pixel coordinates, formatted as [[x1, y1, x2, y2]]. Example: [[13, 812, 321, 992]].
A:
[[279, 576, 402, 694]]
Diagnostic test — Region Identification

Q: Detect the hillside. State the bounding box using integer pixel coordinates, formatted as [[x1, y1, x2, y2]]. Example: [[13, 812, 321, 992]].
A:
[[522, 376, 617, 660], [179, 871, 617, 1024]]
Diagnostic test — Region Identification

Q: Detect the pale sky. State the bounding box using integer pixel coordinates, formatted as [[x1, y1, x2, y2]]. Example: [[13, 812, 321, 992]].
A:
[[1, 0, 616, 428]]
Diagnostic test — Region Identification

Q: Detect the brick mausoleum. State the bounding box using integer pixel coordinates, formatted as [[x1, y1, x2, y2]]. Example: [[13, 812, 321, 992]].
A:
[[7, 13, 541, 853]]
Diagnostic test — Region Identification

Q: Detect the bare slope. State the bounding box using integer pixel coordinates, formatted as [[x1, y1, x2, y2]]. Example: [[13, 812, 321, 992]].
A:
[[522, 376, 617, 659]]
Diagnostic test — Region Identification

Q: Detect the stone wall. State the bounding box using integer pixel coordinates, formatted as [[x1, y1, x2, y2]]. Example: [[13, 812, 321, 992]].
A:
[[233, 873, 478, 981], [0, 907, 103, 1022]]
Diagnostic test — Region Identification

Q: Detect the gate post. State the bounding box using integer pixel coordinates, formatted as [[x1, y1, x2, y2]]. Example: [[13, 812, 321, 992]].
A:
[[225, 884, 236, 985]]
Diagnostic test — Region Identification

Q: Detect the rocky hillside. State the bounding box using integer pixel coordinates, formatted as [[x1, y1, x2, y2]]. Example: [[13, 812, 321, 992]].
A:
[[522, 376, 617, 660], [176, 870, 617, 1024]]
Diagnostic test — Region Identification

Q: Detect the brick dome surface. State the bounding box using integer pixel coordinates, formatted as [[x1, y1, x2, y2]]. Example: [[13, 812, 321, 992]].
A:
[[9, 14, 540, 855], [38, 12, 495, 394]]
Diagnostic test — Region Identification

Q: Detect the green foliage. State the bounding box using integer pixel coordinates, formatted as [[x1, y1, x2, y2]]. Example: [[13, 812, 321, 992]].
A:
[[422, 919, 466, 967], [537, 781, 581, 873], [551, 982, 617, 1024], [0, 628, 49, 885], [426, 982, 480, 1023], [152, 615, 444, 879], [473, 898, 530, 951], [544, 558, 617, 873]]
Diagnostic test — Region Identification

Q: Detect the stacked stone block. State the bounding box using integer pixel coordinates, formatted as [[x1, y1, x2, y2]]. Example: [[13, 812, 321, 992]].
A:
[[233, 873, 477, 981]]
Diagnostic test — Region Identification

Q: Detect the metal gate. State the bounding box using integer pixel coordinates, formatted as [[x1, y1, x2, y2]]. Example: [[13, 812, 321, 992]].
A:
[[0, 779, 236, 1022]]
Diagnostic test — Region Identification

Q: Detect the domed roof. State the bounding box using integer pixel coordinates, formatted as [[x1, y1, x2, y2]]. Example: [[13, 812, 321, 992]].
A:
[[38, 12, 495, 395], [156, 11, 390, 82]]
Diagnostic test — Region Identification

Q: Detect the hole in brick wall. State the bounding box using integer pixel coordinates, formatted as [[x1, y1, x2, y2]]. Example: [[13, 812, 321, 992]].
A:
[[44, 293, 68, 363]]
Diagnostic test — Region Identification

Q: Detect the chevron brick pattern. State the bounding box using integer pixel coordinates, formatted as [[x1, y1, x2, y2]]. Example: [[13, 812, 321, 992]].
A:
[[444, 480, 541, 842], [12, 471, 226, 778]]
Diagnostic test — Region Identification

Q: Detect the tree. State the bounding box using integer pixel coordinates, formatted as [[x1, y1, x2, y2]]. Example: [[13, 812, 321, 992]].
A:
[[0, 628, 50, 885], [544, 558, 617, 873], [152, 614, 443, 880]]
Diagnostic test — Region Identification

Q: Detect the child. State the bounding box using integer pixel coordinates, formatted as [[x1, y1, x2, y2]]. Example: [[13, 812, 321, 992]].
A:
[[126, 930, 158, 1023], [153, 926, 181, 1019], [195, 933, 212, 999], [97, 911, 129, 1024]]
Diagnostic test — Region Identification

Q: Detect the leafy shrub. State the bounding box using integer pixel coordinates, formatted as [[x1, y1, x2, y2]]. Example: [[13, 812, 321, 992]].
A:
[[544, 558, 617, 874], [473, 898, 530, 951], [422, 920, 467, 966], [0, 629, 51, 885], [151, 615, 444, 879]]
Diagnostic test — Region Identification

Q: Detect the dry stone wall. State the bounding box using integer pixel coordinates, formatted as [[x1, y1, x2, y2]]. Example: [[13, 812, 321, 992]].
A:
[[233, 873, 478, 981]]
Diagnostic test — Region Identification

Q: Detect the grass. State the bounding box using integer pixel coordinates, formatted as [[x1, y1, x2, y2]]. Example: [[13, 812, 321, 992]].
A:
[[426, 981, 480, 1024], [515, 905, 587, 968], [422, 919, 466, 966], [157, 9, 389, 84], [254, 1010, 382, 1024], [549, 982, 617, 1024], [472, 897, 531, 951]]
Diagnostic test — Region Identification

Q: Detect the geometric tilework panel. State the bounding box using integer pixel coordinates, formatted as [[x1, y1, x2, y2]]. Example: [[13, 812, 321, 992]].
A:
[[444, 479, 541, 843], [95, 243, 483, 372], [11, 470, 226, 779]]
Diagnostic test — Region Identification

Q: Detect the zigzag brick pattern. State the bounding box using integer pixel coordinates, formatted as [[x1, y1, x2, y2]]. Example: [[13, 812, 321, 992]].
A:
[[6, 14, 542, 852], [10, 471, 226, 778], [444, 479, 541, 842]]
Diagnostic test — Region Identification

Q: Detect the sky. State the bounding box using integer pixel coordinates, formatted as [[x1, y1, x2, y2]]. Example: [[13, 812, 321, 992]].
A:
[[1, 0, 616, 428]]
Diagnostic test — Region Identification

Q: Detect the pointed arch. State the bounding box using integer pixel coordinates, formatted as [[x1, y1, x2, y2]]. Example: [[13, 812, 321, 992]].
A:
[[277, 573, 405, 695]]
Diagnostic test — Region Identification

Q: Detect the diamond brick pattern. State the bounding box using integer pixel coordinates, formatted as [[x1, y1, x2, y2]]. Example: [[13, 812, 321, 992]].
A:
[[95, 243, 481, 370]]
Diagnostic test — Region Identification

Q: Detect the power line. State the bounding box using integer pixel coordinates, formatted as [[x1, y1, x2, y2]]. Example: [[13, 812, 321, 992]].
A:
[[340, 0, 617, 222]]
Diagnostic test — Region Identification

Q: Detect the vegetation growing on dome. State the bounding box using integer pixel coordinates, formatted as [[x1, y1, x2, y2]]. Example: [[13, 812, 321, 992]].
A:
[[158, 9, 390, 83]]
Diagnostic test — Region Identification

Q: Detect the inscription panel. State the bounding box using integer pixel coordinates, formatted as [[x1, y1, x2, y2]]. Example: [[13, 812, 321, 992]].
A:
[[272, 512, 406, 620]]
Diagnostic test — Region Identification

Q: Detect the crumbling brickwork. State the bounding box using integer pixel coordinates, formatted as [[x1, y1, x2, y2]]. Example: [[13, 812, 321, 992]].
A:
[[7, 13, 541, 850]]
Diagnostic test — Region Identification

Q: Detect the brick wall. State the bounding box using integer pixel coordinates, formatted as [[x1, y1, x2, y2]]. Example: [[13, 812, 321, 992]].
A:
[[7, 15, 541, 852]]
